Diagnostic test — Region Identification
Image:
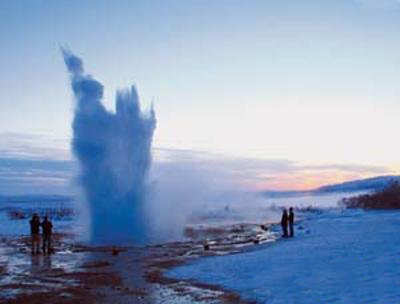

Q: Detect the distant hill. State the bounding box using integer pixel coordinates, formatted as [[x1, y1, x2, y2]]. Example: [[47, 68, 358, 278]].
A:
[[0, 194, 72, 203], [316, 175, 400, 193], [261, 175, 400, 198]]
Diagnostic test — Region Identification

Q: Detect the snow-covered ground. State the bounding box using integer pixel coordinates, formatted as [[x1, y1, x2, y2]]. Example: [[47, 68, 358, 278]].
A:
[[167, 209, 400, 303]]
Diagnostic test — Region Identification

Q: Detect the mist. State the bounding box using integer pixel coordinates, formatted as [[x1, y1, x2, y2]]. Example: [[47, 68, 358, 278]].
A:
[[61, 50, 346, 245]]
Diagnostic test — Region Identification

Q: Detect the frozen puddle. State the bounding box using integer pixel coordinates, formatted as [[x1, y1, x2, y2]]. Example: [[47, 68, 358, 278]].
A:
[[167, 209, 400, 303]]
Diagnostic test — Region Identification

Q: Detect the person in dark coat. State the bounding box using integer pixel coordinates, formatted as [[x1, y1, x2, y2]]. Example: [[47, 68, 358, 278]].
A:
[[41, 216, 53, 254], [288, 207, 295, 237], [30, 214, 41, 255], [281, 209, 288, 238]]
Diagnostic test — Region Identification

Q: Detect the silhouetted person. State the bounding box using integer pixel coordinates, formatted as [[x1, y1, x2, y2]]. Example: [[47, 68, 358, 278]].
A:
[[30, 214, 41, 255], [281, 209, 288, 238], [288, 207, 295, 237], [41, 216, 53, 254]]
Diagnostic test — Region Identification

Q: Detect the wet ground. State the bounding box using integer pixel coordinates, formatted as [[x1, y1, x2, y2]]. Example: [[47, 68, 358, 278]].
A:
[[0, 223, 277, 303]]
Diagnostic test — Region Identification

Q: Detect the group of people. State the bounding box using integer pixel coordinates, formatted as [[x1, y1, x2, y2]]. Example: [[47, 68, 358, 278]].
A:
[[29, 214, 53, 255], [281, 207, 295, 238]]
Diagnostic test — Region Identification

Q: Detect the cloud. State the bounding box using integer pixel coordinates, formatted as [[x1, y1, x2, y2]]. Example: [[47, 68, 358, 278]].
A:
[[153, 148, 391, 190], [0, 157, 76, 195], [0, 132, 393, 195], [0, 132, 70, 160]]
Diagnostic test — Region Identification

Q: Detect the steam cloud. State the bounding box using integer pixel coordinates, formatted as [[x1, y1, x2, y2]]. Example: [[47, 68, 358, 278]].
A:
[[62, 50, 156, 244]]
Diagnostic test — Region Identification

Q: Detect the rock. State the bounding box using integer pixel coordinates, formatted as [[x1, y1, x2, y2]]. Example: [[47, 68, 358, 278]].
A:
[[260, 224, 268, 231]]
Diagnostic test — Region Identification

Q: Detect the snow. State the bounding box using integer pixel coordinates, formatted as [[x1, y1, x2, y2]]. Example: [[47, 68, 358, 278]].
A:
[[167, 209, 400, 303]]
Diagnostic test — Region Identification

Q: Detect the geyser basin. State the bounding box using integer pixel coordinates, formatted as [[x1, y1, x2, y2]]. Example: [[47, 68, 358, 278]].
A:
[[63, 49, 156, 245]]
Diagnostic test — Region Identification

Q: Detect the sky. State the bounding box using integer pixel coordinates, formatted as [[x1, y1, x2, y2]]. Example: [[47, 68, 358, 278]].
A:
[[1, 0, 400, 194]]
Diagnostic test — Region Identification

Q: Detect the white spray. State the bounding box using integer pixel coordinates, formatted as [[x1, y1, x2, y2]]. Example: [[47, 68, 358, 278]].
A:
[[62, 50, 156, 244]]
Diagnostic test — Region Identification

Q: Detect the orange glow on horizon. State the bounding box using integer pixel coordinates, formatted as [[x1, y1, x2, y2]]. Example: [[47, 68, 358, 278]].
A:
[[251, 170, 392, 191]]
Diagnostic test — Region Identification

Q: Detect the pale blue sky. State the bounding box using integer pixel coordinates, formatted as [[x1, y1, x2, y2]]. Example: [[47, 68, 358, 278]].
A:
[[1, 0, 400, 191]]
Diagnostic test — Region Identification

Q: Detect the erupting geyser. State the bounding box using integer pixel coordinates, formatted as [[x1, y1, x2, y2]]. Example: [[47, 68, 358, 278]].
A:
[[62, 50, 156, 244]]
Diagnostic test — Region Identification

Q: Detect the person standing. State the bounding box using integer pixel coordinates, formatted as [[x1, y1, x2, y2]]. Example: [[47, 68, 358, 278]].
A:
[[288, 207, 295, 237], [41, 216, 53, 254], [30, 214, 41, 255], [281, 209, 288, 238]]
